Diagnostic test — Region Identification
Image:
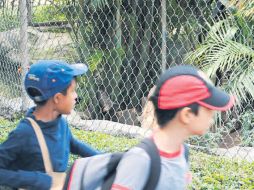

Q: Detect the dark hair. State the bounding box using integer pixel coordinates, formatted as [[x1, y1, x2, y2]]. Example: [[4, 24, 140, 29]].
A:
[[60, 87, 68, 96], [60, 77, 77, 95], [152, 100, 199, 128], [27, 87, 47, 106]]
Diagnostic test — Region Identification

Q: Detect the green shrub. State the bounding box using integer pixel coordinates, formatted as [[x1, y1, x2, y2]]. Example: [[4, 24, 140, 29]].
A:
[[0, 10, 19, 32], [190, 151, 254, 189], [0, 118, 18, 143], [232, 108, 254, 147], [33, 5, 66, 23]]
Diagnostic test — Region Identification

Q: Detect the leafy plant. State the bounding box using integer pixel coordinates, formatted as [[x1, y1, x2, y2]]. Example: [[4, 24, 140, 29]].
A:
[[0, 119, 18, 143], [33, 5, 66, 23], [185, 13, 254, 149], [186, 15, 254, 106], [227, 0, 254, 21], [225, 108, 254, 147], [188, 130, 224, 148], [0, 10, 19, 32], [52, 0, 219, 121], [190, 151, 254, 189]]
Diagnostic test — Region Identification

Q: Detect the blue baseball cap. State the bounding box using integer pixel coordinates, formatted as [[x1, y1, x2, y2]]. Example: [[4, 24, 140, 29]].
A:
[[25, 60, 88, 102]]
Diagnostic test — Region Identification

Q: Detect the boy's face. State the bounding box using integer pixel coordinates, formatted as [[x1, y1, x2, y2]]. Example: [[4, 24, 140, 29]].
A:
[[55, 79, 78, 115], [189, 106, 215, 135]]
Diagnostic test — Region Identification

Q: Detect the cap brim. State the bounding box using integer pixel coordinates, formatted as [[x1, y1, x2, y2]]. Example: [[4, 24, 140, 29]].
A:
[[71, 63, 88, 76], [197, 87, 235, 111]]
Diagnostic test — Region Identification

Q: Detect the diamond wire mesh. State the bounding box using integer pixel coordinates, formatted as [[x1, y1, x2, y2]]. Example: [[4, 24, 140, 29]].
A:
[[0, 0, 254, 186]]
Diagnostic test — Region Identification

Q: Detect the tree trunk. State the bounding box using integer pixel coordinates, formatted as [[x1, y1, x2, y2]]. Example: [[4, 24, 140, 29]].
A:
[[26, 0, 32, 24]]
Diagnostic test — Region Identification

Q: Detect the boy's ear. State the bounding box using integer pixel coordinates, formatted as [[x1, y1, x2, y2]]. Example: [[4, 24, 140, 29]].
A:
[[178, 107, 195, 125], [53, 93, 63, 104]]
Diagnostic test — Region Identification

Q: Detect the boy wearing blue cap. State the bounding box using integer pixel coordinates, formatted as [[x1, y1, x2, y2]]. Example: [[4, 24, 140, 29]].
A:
[[111, 65, 234, 190], [0, 60, 99, 189]]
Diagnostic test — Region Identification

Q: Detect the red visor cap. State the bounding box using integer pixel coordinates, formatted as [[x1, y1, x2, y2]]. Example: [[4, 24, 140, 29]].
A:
[[158, 75, 211, 110]]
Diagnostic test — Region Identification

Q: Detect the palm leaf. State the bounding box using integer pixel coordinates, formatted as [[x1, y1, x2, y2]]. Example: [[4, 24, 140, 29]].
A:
[[90, 0, 110, 10], [186, 15, 254, 107], [223, 0, 254, 20]]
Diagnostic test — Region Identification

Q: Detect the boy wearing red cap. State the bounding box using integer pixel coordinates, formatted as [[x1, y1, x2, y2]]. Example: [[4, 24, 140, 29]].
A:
[[0, 60, 99, 189], [111, 65, 234, 190]]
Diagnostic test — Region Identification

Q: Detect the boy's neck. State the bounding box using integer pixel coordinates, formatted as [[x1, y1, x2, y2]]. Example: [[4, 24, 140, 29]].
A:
[[153, 123, 188, 153], [33, 103, 60, 122]]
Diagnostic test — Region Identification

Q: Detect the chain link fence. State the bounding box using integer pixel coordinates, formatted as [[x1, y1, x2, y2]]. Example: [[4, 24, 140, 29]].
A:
[[0, 0, 254, 187]]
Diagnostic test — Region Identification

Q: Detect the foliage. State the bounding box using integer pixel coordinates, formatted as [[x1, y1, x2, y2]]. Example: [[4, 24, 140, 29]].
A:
[[72, 128, 138, 153], [185, 12, 254, 145], [188, 129, 224, 148], [190, 151, 254, 190], [188, 105, 254, 149], [186, 15, 254, 106], [0, 118, 18, 143], [87, 50, 104, 73], [189, 106, 254, 148], [225, 108, 254, 147], [33, 5, 66, 23], [240, 111, 254, 147], [50, 0, 220, 121], [0, 10, 19, 32], [227, 0, 254, 20]]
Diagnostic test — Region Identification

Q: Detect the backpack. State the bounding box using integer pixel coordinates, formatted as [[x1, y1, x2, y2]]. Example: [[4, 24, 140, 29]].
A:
[[64, 138, 189, 190]]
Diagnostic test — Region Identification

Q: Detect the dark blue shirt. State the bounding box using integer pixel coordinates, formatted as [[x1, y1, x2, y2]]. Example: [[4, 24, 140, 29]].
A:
[[0, 107, 99, 189]]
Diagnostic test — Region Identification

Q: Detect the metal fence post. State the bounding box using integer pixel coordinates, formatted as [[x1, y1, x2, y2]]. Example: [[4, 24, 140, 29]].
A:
[[161, 0, 167, 73], [19, 0, 30, 111]]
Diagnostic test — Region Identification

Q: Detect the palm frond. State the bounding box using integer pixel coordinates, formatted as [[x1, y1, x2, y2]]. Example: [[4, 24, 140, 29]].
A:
[[186, 15, 254, 107], [224, 0, 254, 20], [90, 0, 110, 10]]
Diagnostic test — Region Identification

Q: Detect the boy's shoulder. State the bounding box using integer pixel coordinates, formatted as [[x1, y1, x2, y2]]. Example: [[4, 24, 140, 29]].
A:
[[14, 118, 35, 136], [117, 146, 152, 168], [125, 143, 189, 165]]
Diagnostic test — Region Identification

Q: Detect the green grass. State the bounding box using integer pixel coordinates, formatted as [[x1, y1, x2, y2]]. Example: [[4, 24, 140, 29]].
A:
[[72, 128, 138, 153], [0, 118, 253, 189]]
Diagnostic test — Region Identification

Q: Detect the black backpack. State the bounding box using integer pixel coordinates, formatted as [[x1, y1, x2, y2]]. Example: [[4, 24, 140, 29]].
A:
[[64, 138, 189, 190]]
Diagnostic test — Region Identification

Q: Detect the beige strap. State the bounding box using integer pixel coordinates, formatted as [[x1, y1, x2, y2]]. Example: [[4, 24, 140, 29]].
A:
[[26, 117, 53, 173]]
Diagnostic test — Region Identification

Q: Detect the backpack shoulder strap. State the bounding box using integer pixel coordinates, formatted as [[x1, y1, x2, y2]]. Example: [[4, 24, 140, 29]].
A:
[[101, 153, 124, 190], [136, 138, 161, 190], [26, 117, 53, 173], [102, 138, 161, 190]]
